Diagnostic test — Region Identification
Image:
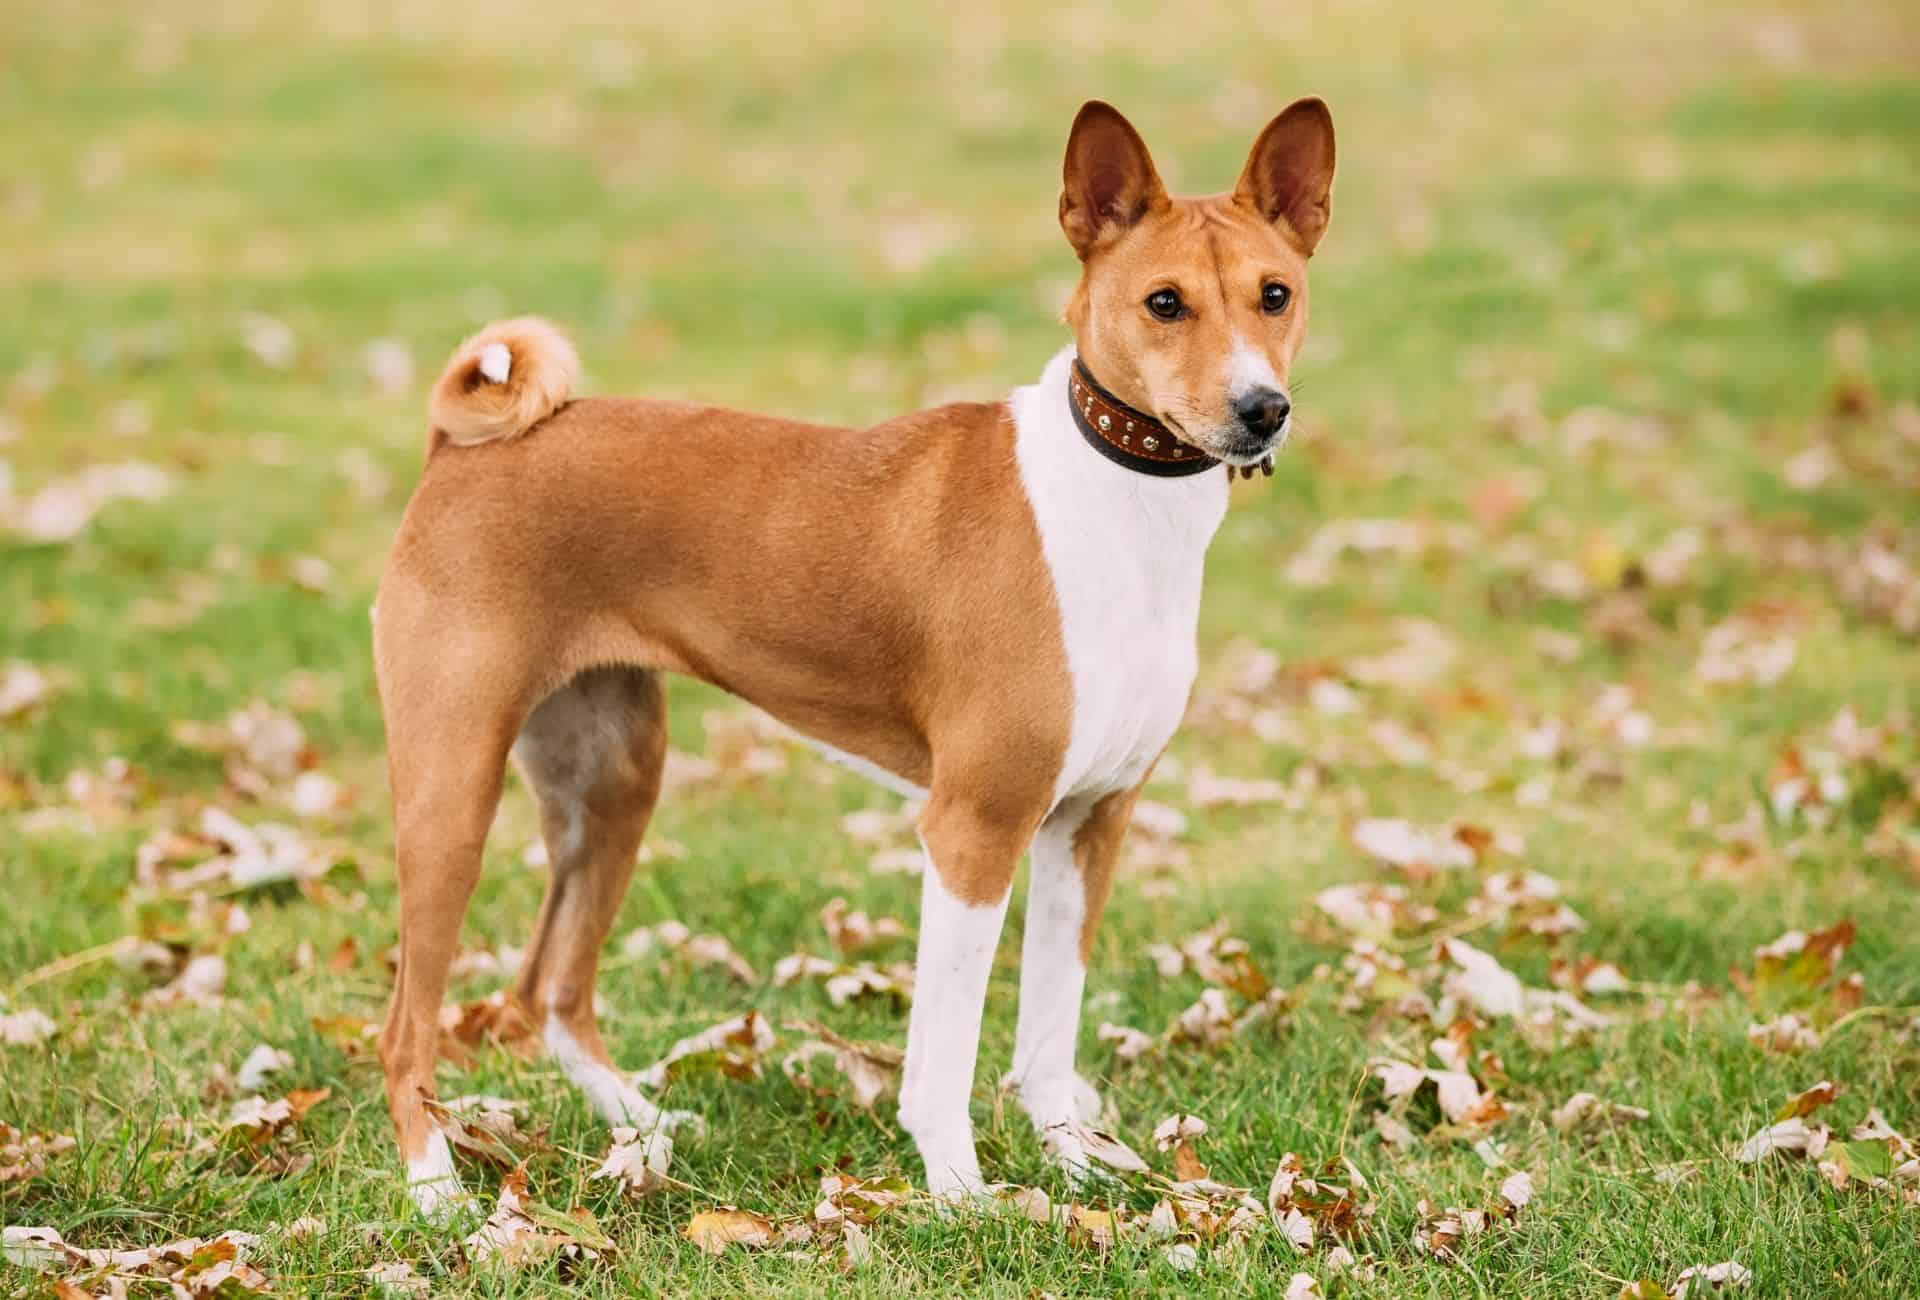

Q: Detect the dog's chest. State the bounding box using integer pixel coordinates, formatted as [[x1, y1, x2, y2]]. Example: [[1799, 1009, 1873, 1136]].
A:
[[1012, 353, 1230, 801]]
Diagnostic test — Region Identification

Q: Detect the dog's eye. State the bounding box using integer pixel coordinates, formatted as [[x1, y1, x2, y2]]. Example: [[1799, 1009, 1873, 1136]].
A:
[[1145, 289, 1185, 321], [1261, 282, 1292, 314]]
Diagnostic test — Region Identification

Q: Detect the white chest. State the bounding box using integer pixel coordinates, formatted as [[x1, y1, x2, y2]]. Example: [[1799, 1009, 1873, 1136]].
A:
[[1012, 349, 1228, 802]]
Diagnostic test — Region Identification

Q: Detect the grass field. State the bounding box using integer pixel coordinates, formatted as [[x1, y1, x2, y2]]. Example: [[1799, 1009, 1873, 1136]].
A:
[[4, 1, 1919, 1295]]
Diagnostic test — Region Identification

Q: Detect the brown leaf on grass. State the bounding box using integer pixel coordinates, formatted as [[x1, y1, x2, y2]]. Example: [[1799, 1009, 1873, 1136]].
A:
[[423, 1095, 544, 1168], [592, 1126, 675, 1198], [1349, 818, 1480, 876], [1735, 1116, 1825, 1163], [0, 460, 174, 543], [1371, 1057, 1509, 1131], [222, 1087, 329, 1146], [0, 1123, 76, 1184], [1695, 611, 1798, 687], [1435, 937, 1526, 1019], [439, 991, 540, 1060], [1729, 920, 1861, 1039], [1048, 1122, 1149, 1174], [364, 1260, 431, 1295], [775, 953, 915, 1006], [781, 1020, 903, 1111], [683, 1206, 777, 1255], [638, 1010, 775, 1090], [619, 921, 757, 983], [1628, 1260, 1753, 1297], [1097, 1021, 1158, 1061], [1411, 1171, 1533, 1261], [814, 1170, 914, 1226], [1775, 1080, 1840, 1121], [4, 1225, 269, 1295], [819, 897, 911, 955], [1147, 922, 1273, 1000], [1469, 871, 1587, 940], [1153, 1114, 1211, 1181], [1266, 1152, 1376, 1252], [1550, 956, 1631, 996], [230, 1044, 293, 1095], [1552, 1092, 1651, 1132], [143, 954, 227, 1010], [464, 1166, 611, 1267], [1312, 882, 1438, 940]]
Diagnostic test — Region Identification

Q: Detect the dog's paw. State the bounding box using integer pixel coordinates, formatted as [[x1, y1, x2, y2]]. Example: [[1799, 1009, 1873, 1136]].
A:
[[923, 1165, 996, 1215], [406, 1136, 479, 1223], [1064, 1072, 1104, 1125]]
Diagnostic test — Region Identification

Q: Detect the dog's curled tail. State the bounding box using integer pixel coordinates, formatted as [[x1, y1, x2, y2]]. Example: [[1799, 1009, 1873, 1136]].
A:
[[427, 316, 578, 451]]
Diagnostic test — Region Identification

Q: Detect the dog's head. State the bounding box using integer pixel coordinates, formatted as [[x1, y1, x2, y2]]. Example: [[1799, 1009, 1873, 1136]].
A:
[[1059, 99, 1335, 467]]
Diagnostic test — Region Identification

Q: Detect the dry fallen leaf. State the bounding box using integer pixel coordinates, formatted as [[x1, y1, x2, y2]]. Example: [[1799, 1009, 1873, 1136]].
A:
[[638, 1010, 776, 1089], [1552, 1092, 1651, 1132], [0, 1003, 58, 1047], [819, 896, 911, 955], [683, 1206, 777, 1255], [233, 1044, 293, 1093], [619, 919, 757, 983], [593, 1126, 675, 1197], [781, 1020, 903, 1111], [0, 1123, 77, 1184], [463, 1166, 611, 1268]]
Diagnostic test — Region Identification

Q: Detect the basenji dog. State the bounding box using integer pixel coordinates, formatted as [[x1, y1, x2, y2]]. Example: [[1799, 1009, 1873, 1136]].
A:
[[374, 98, 1335, 1214]]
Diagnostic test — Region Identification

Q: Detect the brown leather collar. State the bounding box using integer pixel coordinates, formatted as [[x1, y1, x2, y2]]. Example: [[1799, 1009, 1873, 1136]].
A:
[[1068, 359, 1272, 479], [1068, 359, 1217, 477]]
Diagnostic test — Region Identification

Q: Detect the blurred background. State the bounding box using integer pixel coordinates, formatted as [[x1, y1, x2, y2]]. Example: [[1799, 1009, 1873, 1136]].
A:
[[2, 2, 1918, 1292]]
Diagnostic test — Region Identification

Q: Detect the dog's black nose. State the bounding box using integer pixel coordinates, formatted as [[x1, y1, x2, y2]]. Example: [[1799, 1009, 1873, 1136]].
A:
[[1233, 387, 1291, 439]]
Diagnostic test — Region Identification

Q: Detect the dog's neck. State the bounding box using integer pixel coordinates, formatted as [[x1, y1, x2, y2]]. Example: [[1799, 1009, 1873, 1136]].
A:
[[1066, 358, 1220, 478], [1012, 348, 1231, 561]]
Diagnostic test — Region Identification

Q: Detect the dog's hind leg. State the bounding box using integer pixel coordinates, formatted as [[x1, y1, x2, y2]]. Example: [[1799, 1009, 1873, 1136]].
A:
[[511, 667, 701, 1138], [1007, 785, 1138, 1180], [377, 625, 524, 1219]]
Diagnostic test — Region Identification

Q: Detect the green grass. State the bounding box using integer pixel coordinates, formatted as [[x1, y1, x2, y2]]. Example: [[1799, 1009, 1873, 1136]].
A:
[[4, 1, 1919, 1295]]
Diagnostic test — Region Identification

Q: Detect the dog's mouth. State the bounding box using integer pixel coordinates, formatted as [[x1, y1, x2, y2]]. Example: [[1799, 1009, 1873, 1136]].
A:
[[1213, 420, 1290, 466], [1152, 412, 1290, 468]]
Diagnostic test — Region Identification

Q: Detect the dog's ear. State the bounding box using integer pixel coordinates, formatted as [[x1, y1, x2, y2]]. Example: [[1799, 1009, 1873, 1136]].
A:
[[1060, 101, 1169, 259], [1233, 97, 1336, 254]]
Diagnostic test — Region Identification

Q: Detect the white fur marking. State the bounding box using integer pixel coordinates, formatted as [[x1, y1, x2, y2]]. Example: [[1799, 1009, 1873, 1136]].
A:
[[406, 1129, 463, 1217], [899, 852, 1009, 1198], [1226, 334, 1283, 399], [545, 1015, 663, 1129], [1008, 803, 1105, 1177], [477, 341, 512, 384], [1011, 348, 1226, 802]]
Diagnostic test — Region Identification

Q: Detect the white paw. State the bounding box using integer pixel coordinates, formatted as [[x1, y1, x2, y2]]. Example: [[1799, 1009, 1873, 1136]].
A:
[[923, 1160, 993, 1207], [1006, 1070, 1106, 1134], [406, 1134, 477, 1222], [1066, 1072, 1103, 1125]]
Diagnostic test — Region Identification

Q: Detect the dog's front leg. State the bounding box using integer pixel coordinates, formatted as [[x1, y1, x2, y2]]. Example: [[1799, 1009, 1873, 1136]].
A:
[[897, 791, 1038, 1200], [1007, 787, 1136, 1179]]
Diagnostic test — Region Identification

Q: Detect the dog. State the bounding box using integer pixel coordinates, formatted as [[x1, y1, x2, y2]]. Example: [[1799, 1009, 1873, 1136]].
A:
[[374, 98, 1334, 1214]]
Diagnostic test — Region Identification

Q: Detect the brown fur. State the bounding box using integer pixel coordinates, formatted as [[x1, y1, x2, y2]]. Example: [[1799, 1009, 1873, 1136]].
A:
[[373, 97, 1335, 1184]]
